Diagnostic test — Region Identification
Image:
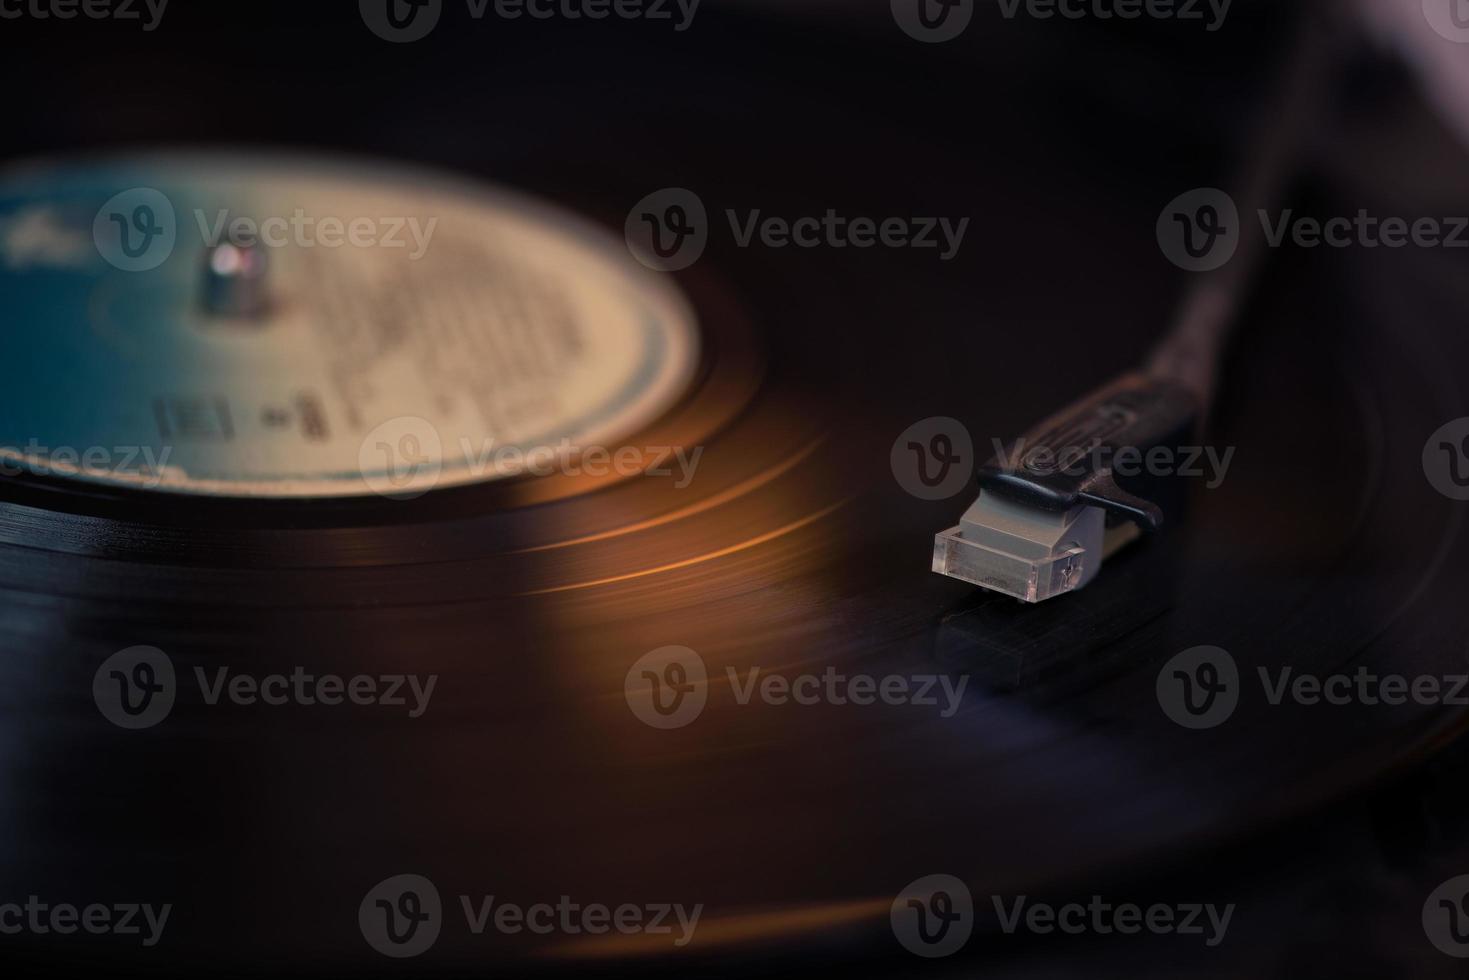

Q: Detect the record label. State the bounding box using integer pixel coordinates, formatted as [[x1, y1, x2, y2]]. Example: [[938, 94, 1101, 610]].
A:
[[0, 155, 699, 497]]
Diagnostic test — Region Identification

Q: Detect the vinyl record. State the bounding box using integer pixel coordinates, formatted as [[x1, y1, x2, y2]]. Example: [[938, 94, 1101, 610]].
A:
[[2, 3, 1469, 976]]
